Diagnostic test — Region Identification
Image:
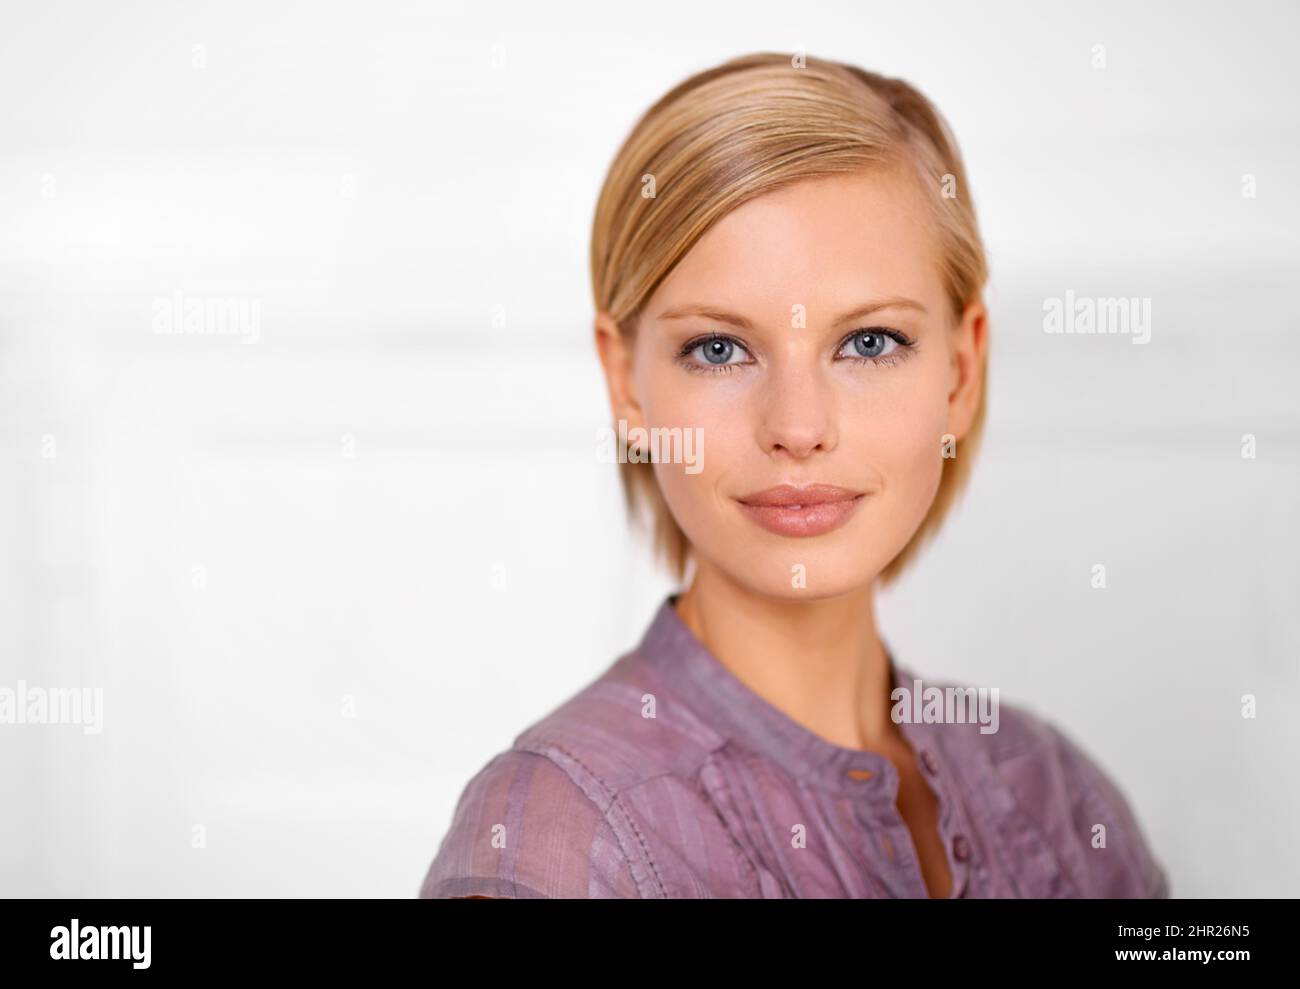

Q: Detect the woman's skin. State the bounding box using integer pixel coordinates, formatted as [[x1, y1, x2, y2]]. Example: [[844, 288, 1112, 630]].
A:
[[594, 165, 988, 898]]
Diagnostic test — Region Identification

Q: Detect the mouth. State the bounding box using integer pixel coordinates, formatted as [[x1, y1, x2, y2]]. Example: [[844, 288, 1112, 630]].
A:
[[734, 484, 867, 538]]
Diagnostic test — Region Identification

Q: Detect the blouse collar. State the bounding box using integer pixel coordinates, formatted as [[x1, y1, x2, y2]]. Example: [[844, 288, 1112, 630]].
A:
[[634, 593, 946, 796]]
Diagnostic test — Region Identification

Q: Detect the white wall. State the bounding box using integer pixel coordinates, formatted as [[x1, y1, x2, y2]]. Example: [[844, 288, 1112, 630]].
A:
[[1, 0, 1296, 896]]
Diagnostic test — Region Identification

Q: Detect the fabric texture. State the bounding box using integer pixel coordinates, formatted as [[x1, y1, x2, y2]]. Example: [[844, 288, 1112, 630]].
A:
[[420, 594, 1170, 899]]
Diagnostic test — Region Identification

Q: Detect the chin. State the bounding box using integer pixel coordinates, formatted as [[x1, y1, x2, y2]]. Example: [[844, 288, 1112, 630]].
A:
[[708, 540, 887, 601]]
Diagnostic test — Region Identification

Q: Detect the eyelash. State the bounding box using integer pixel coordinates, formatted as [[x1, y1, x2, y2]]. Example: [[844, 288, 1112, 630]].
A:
[[675, 328, 918, 376]]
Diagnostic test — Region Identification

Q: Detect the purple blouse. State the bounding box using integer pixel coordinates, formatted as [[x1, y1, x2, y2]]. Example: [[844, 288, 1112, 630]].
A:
[[420, 594, 1170, 898]]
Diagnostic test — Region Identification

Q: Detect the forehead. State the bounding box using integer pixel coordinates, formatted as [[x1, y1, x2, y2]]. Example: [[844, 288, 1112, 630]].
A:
[[649, 167, 942, 317]]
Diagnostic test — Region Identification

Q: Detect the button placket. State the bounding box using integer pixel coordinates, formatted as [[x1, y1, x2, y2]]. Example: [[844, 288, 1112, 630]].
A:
[[842, 760, 925, 897], [916, 745, 956, 833], [916, 742, 976, 898]]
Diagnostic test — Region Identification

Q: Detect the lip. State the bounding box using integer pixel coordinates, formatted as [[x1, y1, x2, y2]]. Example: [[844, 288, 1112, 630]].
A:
[[734, 483, 866, 538]]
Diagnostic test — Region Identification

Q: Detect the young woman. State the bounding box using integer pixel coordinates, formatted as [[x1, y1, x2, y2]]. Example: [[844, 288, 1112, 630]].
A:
[[420, 52, 1169, 899]]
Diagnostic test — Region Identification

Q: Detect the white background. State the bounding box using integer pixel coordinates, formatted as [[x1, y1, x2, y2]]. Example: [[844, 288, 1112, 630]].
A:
[[2, 0, 1297, 897]]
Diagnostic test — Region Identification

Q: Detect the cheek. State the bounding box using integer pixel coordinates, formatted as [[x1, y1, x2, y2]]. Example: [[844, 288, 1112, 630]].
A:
[[863, 366, 951, 515], [642, 371, 748, 527]]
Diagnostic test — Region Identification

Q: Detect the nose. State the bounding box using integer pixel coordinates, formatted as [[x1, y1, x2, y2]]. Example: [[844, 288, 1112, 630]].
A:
[[754, 362, 839, 460]]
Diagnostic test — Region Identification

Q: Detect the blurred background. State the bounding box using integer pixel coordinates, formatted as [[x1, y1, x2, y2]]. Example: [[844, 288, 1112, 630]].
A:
[[2, 0, 1297, 897]]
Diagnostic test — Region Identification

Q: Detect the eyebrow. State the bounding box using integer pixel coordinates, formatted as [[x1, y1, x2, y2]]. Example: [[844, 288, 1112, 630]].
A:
[[654, 297, 928, 330]]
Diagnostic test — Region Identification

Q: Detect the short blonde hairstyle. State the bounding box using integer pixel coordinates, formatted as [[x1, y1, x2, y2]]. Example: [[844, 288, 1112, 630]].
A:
[[590, 52, 989, 587]]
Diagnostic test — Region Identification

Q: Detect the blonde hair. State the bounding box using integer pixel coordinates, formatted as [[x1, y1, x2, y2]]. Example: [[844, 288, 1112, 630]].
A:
[[589, 52, 989, 587]]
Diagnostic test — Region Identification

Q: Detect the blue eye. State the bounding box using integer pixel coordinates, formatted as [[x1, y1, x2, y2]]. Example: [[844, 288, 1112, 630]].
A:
[[681, 334, 752, 372], [699, 338, 740, 364], [840, 330, 900, 360]]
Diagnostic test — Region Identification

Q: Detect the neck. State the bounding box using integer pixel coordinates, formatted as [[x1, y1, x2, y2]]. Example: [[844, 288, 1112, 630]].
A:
[[672, 560, 898, 753]]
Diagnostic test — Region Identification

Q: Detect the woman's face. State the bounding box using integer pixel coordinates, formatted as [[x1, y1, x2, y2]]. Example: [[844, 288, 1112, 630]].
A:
[[599, 166, 986, 600]]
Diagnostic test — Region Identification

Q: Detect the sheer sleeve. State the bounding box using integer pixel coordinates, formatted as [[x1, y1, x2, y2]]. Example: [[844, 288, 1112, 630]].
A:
[[419, 749, 642, 899]]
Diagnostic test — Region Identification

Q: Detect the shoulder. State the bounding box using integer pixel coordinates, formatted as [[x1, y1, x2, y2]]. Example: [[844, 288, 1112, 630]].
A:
[[972, 695, 1171, 898], [420, 649, 744, 898], [510, 648, 725, 793], [419, 747, 642, 898]]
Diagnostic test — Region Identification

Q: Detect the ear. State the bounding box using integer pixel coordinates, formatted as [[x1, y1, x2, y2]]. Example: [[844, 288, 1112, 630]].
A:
[[946, 298, 988, 443], [594, 311, 648, 435]]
